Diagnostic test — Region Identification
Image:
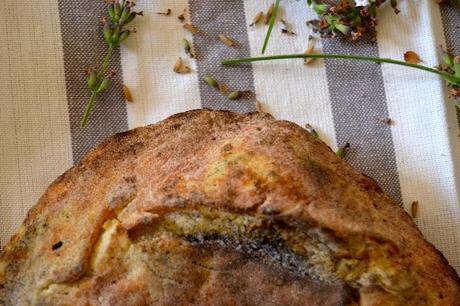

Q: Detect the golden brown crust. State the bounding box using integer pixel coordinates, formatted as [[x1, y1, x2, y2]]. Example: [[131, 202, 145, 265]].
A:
[[1, 109, 459, 305]]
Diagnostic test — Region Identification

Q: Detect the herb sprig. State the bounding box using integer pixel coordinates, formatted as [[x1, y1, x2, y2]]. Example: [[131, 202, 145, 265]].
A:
[[306, 0, 400, 41], [222, 52, 460, 103], [81, 0, 142, 128]]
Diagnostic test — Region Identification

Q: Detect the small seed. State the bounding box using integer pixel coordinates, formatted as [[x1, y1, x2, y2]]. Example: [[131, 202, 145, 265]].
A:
[[219, 34, 237, 47], [411, 201, 419, 218], [219, 82, 229, 94], [203, 76, 218, 88], [156, 8, 171, 16], [265, 4, 274, 24], [122, 85, 133, 102], [250, 11, 264, 26], [304, 36, 316, 65], [228, 91, 241, 100], [183, 23, 199, 34]]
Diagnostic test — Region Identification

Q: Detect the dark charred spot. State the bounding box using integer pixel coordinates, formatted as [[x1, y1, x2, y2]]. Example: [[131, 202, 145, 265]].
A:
[[52, 241, 63, 251]]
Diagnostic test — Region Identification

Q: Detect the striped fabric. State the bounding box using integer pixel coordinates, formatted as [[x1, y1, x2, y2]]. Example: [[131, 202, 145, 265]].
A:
[[0, 0, 459, 272]]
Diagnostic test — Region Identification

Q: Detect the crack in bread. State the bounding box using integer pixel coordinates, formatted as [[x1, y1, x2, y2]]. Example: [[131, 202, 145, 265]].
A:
[[1, 110, 459, 305]]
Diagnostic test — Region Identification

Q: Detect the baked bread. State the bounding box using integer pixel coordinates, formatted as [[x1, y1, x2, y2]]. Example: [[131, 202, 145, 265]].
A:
[[1, 110, 459, 305]]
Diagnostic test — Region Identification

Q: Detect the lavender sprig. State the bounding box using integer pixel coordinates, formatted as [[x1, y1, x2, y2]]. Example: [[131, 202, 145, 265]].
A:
[[306, 0, 400, 41], [81, 0, 142, 128]]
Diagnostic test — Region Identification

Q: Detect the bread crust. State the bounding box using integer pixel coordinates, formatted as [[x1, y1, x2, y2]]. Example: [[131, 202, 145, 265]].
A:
[[1, 109, 459, 305]]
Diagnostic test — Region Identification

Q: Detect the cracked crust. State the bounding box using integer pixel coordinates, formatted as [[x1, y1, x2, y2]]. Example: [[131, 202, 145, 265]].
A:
[[0, 109, 459, 305]]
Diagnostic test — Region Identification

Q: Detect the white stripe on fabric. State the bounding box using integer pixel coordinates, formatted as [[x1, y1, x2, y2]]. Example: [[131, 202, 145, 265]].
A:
[[0, 0, 73, 245], [243, 0, 337, 148], [378, 1, 460, 272], [120, 1, 202, 128]]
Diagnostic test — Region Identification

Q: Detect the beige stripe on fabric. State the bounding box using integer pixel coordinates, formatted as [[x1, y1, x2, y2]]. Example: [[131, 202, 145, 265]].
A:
[[120, 1, 202, 128], [243, 0, 337, 148], [0, 0, 72, 245], [378, 1, 460, 272]]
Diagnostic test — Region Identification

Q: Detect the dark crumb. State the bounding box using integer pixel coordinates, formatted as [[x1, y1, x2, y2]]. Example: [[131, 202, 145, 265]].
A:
[[52, 241, 63, 251]]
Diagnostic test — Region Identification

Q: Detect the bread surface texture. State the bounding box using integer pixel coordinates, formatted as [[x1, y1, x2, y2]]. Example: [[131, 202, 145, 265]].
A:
[[1, 110, 459, 306]]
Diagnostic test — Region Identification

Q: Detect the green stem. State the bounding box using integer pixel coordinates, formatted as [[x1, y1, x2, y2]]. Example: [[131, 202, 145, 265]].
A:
[[222, 53, 460, 84], [98, 43, 115, 79], [262, 0, 281, 54], [81, 91, 98, 128]]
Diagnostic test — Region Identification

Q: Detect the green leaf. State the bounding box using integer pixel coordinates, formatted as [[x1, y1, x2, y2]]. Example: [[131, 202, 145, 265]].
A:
[[262, 0, 281, 54]]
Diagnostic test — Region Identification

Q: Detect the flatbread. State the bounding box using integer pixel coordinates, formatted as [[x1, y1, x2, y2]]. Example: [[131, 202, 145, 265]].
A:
[[1, 110, 459, 305]]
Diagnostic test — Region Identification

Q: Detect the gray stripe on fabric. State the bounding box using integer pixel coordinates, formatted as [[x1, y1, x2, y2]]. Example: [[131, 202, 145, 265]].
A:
[[58, 0, 128, 163], [322, 38, 402, 203], [189, 0, 256, 112], [439, 6, 460, 127]]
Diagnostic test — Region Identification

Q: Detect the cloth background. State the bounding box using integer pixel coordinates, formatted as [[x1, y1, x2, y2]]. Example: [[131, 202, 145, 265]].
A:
[[1, 0, 460, 272]]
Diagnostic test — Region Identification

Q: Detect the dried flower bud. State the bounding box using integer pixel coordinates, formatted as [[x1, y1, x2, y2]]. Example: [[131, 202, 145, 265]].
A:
[[173, 57, 183, 73], [183, 23, 199, 34], [228, 91, 241, 100], [122, 84, 133, 102], [265, 4, 274, 24], [404, 51, 422, 64], [219, 34, 237, 47], [304, 36, 316, 65], [250, 11, 263, 26], [203, 76, 218, 88], [380, 118, 394, 125], [173, 57, 191, 74], [411, 201, 419, 218]]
